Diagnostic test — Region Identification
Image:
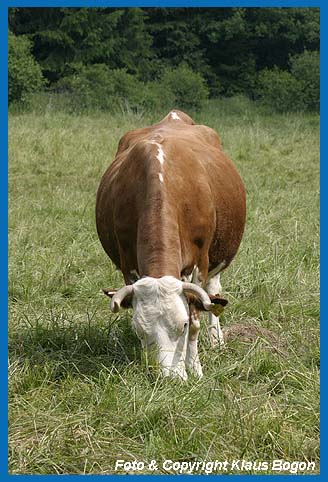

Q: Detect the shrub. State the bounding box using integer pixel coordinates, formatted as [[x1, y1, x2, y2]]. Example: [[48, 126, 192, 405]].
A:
[[290, 50, 319, 111], [44, 63, 210, 113], [159, 64, 209, 110], [256, 67, 299, 112], [255, 50, 319, 112], [139, 82, 175, 112], [8, 31, 45, 103], [54, 64, 145, 111]]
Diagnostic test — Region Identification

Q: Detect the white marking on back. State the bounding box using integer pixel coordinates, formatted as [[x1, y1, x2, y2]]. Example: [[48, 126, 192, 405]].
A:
[[171, 111, 180, 120], [148, 140, 165, 183], [156, 145, 165, 166], [148, 140, 165, 166]]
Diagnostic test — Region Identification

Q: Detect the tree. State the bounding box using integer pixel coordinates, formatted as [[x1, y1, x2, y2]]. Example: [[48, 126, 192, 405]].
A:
[[9, 7, 153, 82], [8, 30, 45, 102], [9, 7, 320, 101]]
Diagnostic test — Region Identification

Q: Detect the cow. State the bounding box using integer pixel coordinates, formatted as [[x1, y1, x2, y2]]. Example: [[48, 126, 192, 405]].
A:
[[96, 110, 246, 380]]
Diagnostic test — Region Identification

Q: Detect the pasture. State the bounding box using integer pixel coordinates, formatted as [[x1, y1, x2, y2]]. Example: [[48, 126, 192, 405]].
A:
[[8, 98, 319, 474]]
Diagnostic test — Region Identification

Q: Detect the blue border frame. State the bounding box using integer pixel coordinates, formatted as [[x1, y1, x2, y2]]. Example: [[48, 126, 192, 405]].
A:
[[3, 1, 322, 480], [1, 0, 9, 479]]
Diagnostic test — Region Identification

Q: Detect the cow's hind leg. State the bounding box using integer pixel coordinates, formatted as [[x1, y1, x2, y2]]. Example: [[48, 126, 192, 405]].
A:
[[205, 274, 225, 347]]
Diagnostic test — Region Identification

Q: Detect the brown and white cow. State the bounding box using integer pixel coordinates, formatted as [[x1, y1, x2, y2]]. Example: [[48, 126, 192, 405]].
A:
[[96, 110, 246, 380]]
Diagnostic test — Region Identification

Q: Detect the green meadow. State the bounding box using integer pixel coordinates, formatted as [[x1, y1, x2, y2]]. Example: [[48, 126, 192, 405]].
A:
[[8, 97, 319, 474]]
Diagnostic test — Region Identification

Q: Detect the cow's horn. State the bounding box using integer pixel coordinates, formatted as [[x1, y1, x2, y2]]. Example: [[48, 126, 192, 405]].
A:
[[110, 285, 134, 313], [182, 282, 212, 310]]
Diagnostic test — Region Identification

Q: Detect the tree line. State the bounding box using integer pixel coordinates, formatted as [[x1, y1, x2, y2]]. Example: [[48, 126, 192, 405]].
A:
[[9, 7, 320, 112]]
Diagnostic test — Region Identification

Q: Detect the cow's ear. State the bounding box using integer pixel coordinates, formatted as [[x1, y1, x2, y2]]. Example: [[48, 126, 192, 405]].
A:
[[185, 293, 228, 314], [207, 294, 228, 316], [102, 288, 133, 309], [209, 294, 228, 307]]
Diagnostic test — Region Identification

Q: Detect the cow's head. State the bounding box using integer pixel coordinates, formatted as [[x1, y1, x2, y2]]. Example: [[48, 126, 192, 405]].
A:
[[103, 276, 227, 380]]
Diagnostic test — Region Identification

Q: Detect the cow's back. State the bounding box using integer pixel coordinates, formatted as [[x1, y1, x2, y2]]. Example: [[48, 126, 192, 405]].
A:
[[96, 111, 246, 279]]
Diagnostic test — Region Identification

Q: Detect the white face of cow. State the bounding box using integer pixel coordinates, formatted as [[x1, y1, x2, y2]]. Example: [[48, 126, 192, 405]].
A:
[[131, 276, 190, 380], [107, 275, 225, 380]]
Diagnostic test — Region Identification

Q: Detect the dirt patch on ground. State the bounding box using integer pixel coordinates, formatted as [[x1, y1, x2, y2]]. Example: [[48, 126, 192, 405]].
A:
[[223, 323, 288, 356]]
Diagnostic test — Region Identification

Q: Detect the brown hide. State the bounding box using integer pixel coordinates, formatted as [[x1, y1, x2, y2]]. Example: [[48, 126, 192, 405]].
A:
[[96, 110, 246, 285]]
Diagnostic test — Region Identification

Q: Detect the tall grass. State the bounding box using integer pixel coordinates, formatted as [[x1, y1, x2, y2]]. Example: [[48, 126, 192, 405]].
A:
[[8, 97, 319, 474]]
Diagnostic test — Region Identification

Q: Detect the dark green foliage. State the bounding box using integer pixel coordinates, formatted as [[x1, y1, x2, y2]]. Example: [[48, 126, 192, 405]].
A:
[[52, 63, 208, 112], [290, 50, 320, 111], [255, 50, 319, 112], [256, 68, 299, 113], [8, 7, 320, 111], [139, 82, 175, 112], [8, 30, 45, 103], [9, 8, 153, 82], [146, 9, 208, 77], [160, 64, 209, 110], [54, 64, 144, 111]]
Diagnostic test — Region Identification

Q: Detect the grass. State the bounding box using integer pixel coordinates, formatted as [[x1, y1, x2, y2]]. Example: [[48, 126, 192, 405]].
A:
[[8, 96, 319, 474]]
